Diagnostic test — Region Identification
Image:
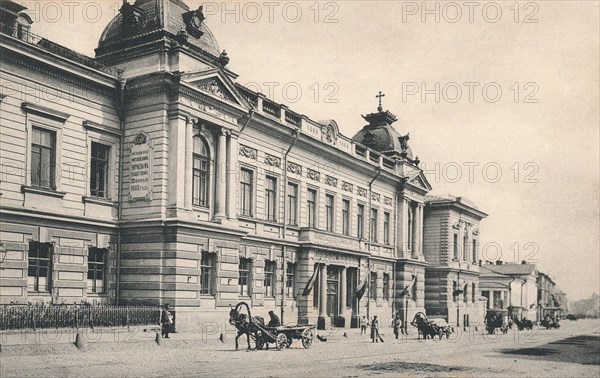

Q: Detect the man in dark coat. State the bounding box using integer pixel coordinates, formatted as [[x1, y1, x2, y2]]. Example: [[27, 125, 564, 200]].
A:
[[161, 304, 173, 338], [268, 310, 281, 327]]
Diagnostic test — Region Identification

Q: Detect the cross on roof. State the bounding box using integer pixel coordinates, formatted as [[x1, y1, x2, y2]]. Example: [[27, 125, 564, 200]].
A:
[[376, 91, 385, 112]]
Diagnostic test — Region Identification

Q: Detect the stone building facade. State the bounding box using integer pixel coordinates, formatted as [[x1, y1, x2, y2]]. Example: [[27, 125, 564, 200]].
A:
[[0, 0, 484, 332], [423, 196, 487, 326]]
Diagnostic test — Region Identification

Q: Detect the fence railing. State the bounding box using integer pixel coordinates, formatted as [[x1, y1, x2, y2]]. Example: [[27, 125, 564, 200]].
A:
[[0, 305, 160, 331]]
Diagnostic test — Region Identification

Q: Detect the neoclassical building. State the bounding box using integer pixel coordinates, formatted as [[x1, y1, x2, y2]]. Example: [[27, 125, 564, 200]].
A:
[[423, 195, 488, 326], [0, 0, 485, 332]]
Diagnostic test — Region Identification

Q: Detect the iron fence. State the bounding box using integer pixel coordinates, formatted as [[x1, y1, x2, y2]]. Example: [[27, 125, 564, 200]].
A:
[[0, 305, 160, 331]]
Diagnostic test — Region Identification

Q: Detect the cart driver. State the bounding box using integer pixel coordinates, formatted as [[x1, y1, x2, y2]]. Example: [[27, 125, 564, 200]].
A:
[[268, 311, 281, 327]]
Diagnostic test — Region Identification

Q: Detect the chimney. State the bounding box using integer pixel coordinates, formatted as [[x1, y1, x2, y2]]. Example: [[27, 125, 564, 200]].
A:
[[521, 260, 527, 265], [496, 260, 503, 265], [478, 260, 482, 266]]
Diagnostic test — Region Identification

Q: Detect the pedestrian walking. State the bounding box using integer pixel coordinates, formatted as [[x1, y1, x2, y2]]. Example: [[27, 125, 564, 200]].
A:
[[392, 314, 403, 339], [371, 315, 380, 342], [161, 303, 173, 339], [360, 316, 368, 334]]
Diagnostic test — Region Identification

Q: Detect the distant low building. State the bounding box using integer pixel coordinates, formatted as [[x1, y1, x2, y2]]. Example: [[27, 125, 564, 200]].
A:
[[479, 261, 538, 321], [553, 289, 568, 317]]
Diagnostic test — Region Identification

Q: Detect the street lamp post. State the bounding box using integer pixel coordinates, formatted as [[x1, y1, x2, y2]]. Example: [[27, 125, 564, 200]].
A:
[[404, 293, 411, 334]]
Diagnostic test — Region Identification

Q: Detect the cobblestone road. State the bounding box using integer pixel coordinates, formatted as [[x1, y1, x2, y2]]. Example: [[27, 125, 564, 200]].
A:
[[1, 319, 598, 377]]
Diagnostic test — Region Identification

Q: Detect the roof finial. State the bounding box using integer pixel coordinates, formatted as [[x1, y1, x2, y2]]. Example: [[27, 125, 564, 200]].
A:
[[376, 91, 385, 112]]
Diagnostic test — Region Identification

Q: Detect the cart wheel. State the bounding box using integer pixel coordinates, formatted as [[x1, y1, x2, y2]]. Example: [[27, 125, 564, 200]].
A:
[[301, 329, 313, 349], [275, 333, 288, 351]]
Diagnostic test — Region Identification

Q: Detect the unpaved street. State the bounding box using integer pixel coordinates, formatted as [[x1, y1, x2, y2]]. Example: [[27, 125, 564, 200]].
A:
[[1, 319, 598, 377]]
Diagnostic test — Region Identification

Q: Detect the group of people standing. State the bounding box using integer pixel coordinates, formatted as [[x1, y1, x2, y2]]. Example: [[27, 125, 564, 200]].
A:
[[360, 313, 407, 342]]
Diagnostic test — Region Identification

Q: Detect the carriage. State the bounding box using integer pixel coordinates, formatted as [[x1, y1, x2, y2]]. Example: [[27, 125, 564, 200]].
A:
[[540, 315, 560, 329], [229, 302, 316, 351], [411, 312, 453, 340], [485, 308, 509, 334]]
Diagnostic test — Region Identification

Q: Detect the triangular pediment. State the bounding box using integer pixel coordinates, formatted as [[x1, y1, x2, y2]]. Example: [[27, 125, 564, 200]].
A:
[[407, 171, 432, 192], [182, 69, 251, 110]]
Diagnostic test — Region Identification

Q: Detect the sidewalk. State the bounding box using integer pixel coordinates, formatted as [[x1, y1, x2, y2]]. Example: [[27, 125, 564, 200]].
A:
[[0, 325, 408, 355]]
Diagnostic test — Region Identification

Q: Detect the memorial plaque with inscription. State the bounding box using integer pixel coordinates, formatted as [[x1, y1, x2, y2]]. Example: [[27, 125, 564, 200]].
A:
[[129, 133, 152, 201]]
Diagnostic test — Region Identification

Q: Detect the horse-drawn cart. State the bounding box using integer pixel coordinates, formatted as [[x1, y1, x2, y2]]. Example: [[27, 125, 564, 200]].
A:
[[229, 302, 316, 351], [411, 312, 453, 340], [254, 324, 316, 350]]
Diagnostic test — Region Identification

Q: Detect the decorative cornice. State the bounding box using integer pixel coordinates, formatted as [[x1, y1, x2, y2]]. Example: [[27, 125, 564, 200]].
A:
[[264, 154, 281, 168], [22, 102, 70, 122], [307, 169, 320, 182], [287, 162, 302, 175], [357, 187, 367, 197], [239, 145, 257, 160], [325, 175, 338, 187], [342, 181, 353, 193], [83, 120, 122, 137], [372, 192, 381, 202], [3, 50, 116, 94], [384, 196, 393, 206]]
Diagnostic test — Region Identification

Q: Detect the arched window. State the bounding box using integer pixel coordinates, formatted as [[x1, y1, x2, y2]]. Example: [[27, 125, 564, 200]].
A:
[[193, 137, 210, 207]]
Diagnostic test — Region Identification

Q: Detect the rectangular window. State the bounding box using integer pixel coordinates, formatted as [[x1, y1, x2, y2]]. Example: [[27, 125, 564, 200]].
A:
[[369, 272, 377, 300], [463, 233, 469, 262], [342, 199, 350, 235], [286, 263, 296, 297], [357, 204, 365, 239], [239, 258, 252, 296], [87, 247, 106, 294], [90, 142, 109, 198], [325, 194, 335, 232], [453, 234, 459, 259], [265, 176, 277, 221], [493, 291, 503, 309], [240, 168, 254, 216], [472, 283, 476, 303], [192, 154, 209, 207], [31, 127, 56, 189], [264, 260, 276, 297], [200, 252, 214, 295], [28, 241, 52, 292], [482, 290, 490, 308], [383, 212, 390, 245], [452, 280, 458, 302], [472, 239, 477, 263], [370, 208, 378, 242], [464, 283, 468, 303], [383, 273, 390, 300], [287, 182, 298, 225], [307, 189, 317, 228], [407, 205, 414, 249]]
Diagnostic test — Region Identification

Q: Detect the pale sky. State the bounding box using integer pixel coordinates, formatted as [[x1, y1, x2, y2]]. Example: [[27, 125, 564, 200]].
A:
[[20, 0, 599, 302]]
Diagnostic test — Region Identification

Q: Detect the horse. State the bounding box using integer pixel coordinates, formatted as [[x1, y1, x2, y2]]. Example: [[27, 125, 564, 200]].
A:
[[410, 312, 439, 340], [228, 302, 265, 351], [514, 317, 534, 331]]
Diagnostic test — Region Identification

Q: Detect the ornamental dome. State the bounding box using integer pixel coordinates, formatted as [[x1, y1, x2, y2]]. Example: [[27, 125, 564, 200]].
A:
[[97, 0, 220, 59], [351, 109, 414, 161]]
